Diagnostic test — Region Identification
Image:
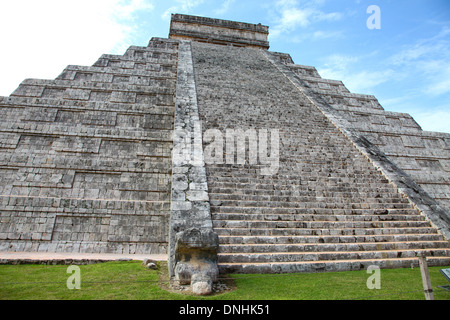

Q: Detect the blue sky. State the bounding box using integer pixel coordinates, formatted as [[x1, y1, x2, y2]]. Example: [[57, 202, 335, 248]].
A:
[[0, 0, 449, 133]]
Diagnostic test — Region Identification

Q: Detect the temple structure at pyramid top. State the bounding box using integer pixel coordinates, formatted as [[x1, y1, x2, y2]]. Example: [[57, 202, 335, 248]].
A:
[[169, 13, 270, 49]]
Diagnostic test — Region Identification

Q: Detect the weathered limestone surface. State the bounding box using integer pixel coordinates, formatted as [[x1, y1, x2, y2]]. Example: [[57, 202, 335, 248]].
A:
[[169, 40, 218, 289], [272, 57, 450, 213], [169, 14, 269, 49], [0, 38, 179, 254], [264, 51, 450, 240], [190, 41, 449, 273], [0, 14, 448, 276], [173, 227, 219, 294]]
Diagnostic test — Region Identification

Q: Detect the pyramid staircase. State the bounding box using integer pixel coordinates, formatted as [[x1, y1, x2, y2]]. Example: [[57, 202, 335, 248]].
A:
[[190, 41, 450, 273], [210, 165, 449, 273], [0, 24, 448, 273]]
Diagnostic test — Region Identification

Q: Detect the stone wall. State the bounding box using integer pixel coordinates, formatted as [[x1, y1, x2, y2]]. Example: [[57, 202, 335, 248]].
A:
[[169, 14, 269, 49], [0, 38, 178, 254], [0, 14, 448, 275], [266, 52, 450, 235]]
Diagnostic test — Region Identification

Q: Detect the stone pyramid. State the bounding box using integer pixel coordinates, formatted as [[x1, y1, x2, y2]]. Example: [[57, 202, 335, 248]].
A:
[[0, 14, 448, 279]]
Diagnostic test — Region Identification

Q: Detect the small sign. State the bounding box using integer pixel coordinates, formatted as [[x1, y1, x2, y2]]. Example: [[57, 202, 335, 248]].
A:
[[440, 268, 450, 282]]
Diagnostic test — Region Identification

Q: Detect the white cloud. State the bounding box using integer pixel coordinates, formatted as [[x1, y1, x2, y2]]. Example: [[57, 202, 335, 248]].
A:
[[318, 54, 359, 70], [390, 41, 448, 67], [214, 0, 236, 15], [318, 54, 449, 133], [311, 30, 343, 40], [115, 0, 154, 20], [319, 68, 393, 94], [317, 54, 394, 94], [286, 29, 344, 43], [270, 0, 343, 39], [412, 109, 450, 134], [0, 0, 154, 96], [316, 54, 357, 83], [343, 70, 394, 94], [162, 0, 205, 20], [377, 93, 450, 134], [391, 27, 450, 65], [388, 26, 450, 96], [420, 60, 450, 96]]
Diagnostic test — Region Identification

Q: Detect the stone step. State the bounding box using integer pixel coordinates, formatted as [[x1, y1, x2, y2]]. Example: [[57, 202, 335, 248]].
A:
[[218, 256, 450, 274], [212, 213, 426, 222], [0, 195, 171, 213], [213, 226, 439, 237], [206, 163, 383, 172], [222, 172, 391, 180], [207, 181, 398, 190], [206, 173, 391, 182], [217, 248, 450, 263], [0, 96, 176, 114], [61, 64, 177, 78], [218, 233, 446, 244], [94, 53, 177, 65], [15, 79, 175, 95], [211, 206, 419, 215], [0, 154, 171, 174], [218, 240, 450, 253], [207, 160, 385, 168], [208, 187, 401, 198], [10, 81, 176, 104], [191, 40, 450, 275], [204, 128, 354, 138], [209, 200, 413, 210], [209, 194, 410, 204], [212, 220, 432, 229], [0, 121, 173, 142]]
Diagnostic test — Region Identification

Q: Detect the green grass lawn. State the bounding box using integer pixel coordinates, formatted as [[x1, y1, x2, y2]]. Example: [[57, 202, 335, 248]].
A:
[[0, 261, 449, 300]]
